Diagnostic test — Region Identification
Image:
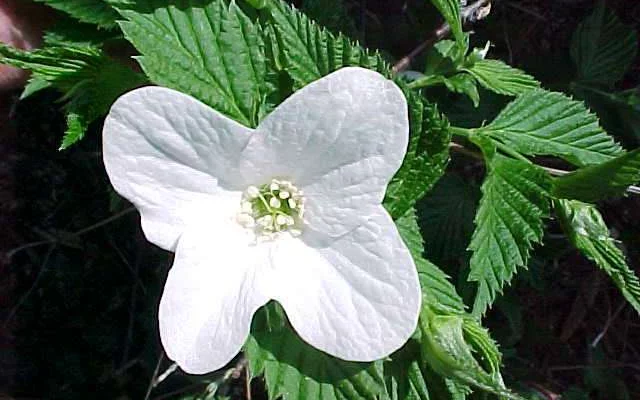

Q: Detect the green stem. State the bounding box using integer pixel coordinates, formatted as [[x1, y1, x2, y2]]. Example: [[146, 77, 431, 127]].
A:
[[407, 75, 444, 89], [493, 140, 533, 164], [449, 126, 474, 138]]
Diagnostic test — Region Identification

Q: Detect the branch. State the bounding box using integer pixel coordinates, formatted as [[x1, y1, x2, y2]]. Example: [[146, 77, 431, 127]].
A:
[[392, 0, 492, 73], [5, 206, 136, 260], [449, 142, 640, 196]]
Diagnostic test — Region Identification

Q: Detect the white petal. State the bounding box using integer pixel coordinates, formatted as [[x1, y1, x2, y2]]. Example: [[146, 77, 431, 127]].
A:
[[159, 214, 270, 374], [102, 86, 253, 250], [238, 67, 408, 236], [270, 208, 421, 361]]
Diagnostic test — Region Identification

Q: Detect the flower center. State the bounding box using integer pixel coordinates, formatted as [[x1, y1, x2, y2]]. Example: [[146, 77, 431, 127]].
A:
[[236, 178, 305, 239]]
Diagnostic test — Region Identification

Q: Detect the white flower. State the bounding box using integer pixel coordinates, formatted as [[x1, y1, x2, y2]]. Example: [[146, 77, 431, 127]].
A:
[[102, 67, 421, 374]]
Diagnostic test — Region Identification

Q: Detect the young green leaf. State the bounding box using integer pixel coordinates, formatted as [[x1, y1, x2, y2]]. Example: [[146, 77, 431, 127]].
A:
[[556, 200, 640, 313], [61, 111, 89, 150], [116, 0, 275, 127], [570, 1, 637, 87], [393, 210, 515, 399], [419, 308, 521, 400], [35, 0, 119, 29], [464, 59, 540, 96], [385, 91, 452, 220], [428, 0, 464, 48], [468, 155, 552, 316], [423, 39, 466, 77], [477, 89, 624, 167], [245, 303, 386, 400], [552, 149, 640, 202], [265, 0, 387, 87], [443, 74, 480, 107]]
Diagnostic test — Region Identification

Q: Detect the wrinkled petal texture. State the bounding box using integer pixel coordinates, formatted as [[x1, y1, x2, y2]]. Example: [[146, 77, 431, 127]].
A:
[[270, 209, 421, 361], [159, 215, 270, 374], [103, 67, 419, 373], [240, 67, 409, 237], [103, 86, 251, 250]]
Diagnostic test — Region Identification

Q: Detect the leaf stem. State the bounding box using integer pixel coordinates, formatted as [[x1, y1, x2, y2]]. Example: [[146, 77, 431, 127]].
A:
[[492, 140, 533, 165], [449, 126, 473, 138], [449, 142, 640, 196]]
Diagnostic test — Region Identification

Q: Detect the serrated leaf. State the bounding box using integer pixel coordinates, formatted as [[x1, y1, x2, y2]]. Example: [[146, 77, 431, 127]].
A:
[[556, 200, 640, 314], [4, 45, 143, 149], [428, 0, 464, 48], [43, 17, 121, 48], [396, 209, 466, 315], [423, 39, 466, 77], [61, 112, 89, 150], [552, 149, 640, 202], [418, 174, 479, 268], [464, 59, 540, 96], [446, 74, 479, 107], [266, 0, 388, 87], [116, 0, 274, 127], [394, 210, 516, 399], [35, 0, 119, 29], [0, 43, 101, 89], [245, 303, 386, 400], [0, 43, 145, 148], [418, 308, 520, 400], [478, 89, 624, 167], [20, 77, 52, 99], [384, 339, 449, 400], [570, 1, 637, 87], [385, 91, 451, 220], [468, 156, 551, 316]]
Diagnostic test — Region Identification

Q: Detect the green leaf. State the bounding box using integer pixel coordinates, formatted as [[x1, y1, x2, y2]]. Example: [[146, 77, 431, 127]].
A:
[[266, 0, 388, 87], [245, 303, 386, 400], [570, 1, 637, 87], [418, 308, 520, 400], [477, 89, 624, 167], [384, 342, 432, 400], [301, 0, 357, 37], [464, 59, 540, 96], [384, 91, 451, 220], [20, 77, 52, 100], [555, 200, 640, 314], [468, 156, 552, 316], [35, 0, 119, 29], [428, 0, 464, 48], [418, 174, 479, 265], [0, 43, 145, 148], [245, 0, 268, 9], [43, 17, 121, 48], [117, 0, 275, 127], [394, 210, 518, 399], [395, 209, 465, 315], [423, 39, 466, 77], [446, 74, 479, 107], [0, 43, 101, 89], [61, 111, 89, 150], [384, 339, 454, 400], [552, 149, 640, 202]]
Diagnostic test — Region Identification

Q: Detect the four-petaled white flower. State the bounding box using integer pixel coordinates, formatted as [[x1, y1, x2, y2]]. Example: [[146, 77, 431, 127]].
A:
[[102, 67, 421, 374]]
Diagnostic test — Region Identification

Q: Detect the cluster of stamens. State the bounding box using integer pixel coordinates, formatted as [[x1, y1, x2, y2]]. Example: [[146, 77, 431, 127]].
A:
[[237, 178, 305, 239]]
